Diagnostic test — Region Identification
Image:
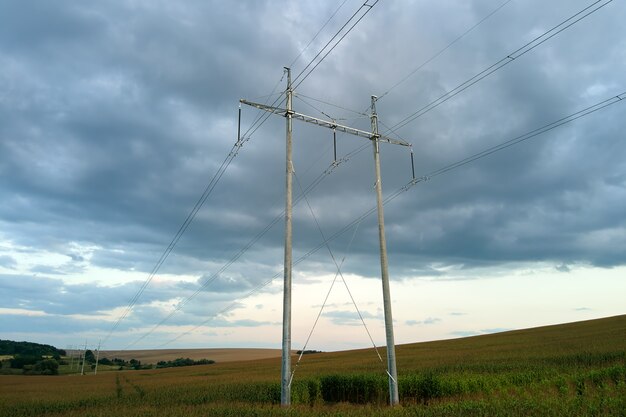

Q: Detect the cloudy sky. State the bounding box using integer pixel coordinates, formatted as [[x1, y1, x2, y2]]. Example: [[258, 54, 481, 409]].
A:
[[1, 0, 625, 353]]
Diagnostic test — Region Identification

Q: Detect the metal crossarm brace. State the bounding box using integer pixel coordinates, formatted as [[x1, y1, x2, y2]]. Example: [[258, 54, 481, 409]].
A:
[[240, 99, 411, 147]]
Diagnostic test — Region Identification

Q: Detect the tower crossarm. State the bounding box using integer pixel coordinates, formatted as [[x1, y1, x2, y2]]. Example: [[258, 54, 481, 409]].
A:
[[240, 98, 411, 147]]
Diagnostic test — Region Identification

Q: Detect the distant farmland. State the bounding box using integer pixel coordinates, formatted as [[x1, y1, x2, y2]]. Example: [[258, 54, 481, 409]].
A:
[[0, 315, 624, 416], [99, 347, 282, 364]]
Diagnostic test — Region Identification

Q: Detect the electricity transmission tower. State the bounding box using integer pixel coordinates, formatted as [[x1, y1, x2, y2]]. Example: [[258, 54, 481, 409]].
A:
[[241, 67, 412, 406]]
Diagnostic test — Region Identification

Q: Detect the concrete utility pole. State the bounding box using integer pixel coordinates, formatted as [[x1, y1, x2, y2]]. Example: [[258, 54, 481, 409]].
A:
[[240, 76, 410, 407], [281, 67, 294, 407], [68, 345, 74, 370], [94, 340, 101, 375], [370, 95, 399, 405], [80, 340, 87, 375]]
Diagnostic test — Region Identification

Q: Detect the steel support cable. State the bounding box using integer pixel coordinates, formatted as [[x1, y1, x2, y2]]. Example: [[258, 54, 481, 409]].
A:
[[293, 0, 380, 90], [240, 80, 286, 141], [297, 93, 368, 117], [101, 137, 245, 347], [122, 141, 369, 349], [290, 219, 363, 384], [374, 0, 514, 107], [111, 0, 384, 348], [157, 178, 420, 349], [289, 172, 383, 388], [294, 95, 336, 121], [292, 0, 374, 85], [243, 0, 380, 161], [425, 92, 626, 179], [243, 0, 357, 141], [156, 90, 625, 348], [244, 0, 367, 141], [387, 0, 613, 134], [127, 104, 367, 349], [244, 0, 511, 195], [289, 0, 352, 69], [294, 172, 384, 354], [158, 274, 277, 348]]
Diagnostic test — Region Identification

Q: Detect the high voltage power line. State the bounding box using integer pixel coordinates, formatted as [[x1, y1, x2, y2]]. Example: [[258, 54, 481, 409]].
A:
[[386, 0, 613, 133], [101, 135, 247, 347], [131, 146, 376, 349], [373, 0, 514, 105], [147, 90, 625, 349], [242, 0, 380, 142], [103, 0, 617, 350], [295, 0, 610, 163], [293, 0, 380, 90], [289, 0, 352, 69], [101, 0, 377, 348], [123, 145, 365, 350]]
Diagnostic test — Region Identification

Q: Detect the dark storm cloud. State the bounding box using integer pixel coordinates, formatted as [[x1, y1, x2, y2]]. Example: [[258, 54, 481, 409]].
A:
[[1, 0, 625, 346]]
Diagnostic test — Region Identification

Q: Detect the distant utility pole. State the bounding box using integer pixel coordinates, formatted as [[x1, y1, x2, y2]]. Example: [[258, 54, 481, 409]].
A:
[[241, 70, 411, 406], [94, 340, 101, 375], [80, 340, 87, 376], [68, 345, 74, 370]]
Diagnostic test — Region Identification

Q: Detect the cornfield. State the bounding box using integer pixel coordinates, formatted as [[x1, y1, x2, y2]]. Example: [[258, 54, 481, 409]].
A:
[[1, 315, 624, 416]]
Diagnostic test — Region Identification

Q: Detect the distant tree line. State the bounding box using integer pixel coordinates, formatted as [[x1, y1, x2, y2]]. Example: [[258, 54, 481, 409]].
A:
[[0, 340, 66, 375], [0, 339, 66, 357], [156, 357, 215, 368], [296, 350, 323, 355], [98, 357, 147, 370]]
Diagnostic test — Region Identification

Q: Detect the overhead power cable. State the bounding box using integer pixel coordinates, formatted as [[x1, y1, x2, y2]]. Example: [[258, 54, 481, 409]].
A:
[[289, 0, 352, 69], [241, 0, 376, 148], [297, 93, 368, 117], [425, 92, 625, 179], [293, 0, 380, 90], [290, 216, 364, 385], [156, 90, 625, 347], [101, 133, 247, 347], [122, 139, 372, 349], [387, 0, 613, 134], [108, 1, 384, 349], [375, 0, 513, 105], [289, 172, 384, 389]]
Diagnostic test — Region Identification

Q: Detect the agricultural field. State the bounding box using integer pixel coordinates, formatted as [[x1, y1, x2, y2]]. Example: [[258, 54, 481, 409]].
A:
[[99, 347, 282, 364], [0, 315, 624, 417]]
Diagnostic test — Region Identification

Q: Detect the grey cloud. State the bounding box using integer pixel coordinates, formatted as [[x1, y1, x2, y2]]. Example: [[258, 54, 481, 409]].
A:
[[1, 0, 625, 346], [0, 255, 17, 269], [450, 330, 480, 337], [0, 312, 107, 335], [322, 309, 380, 326], [406, 317, 441, 326]]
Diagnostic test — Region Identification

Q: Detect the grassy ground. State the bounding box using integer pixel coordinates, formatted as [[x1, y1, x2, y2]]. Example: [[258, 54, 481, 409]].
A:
[[0, 315, 624, 416]]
